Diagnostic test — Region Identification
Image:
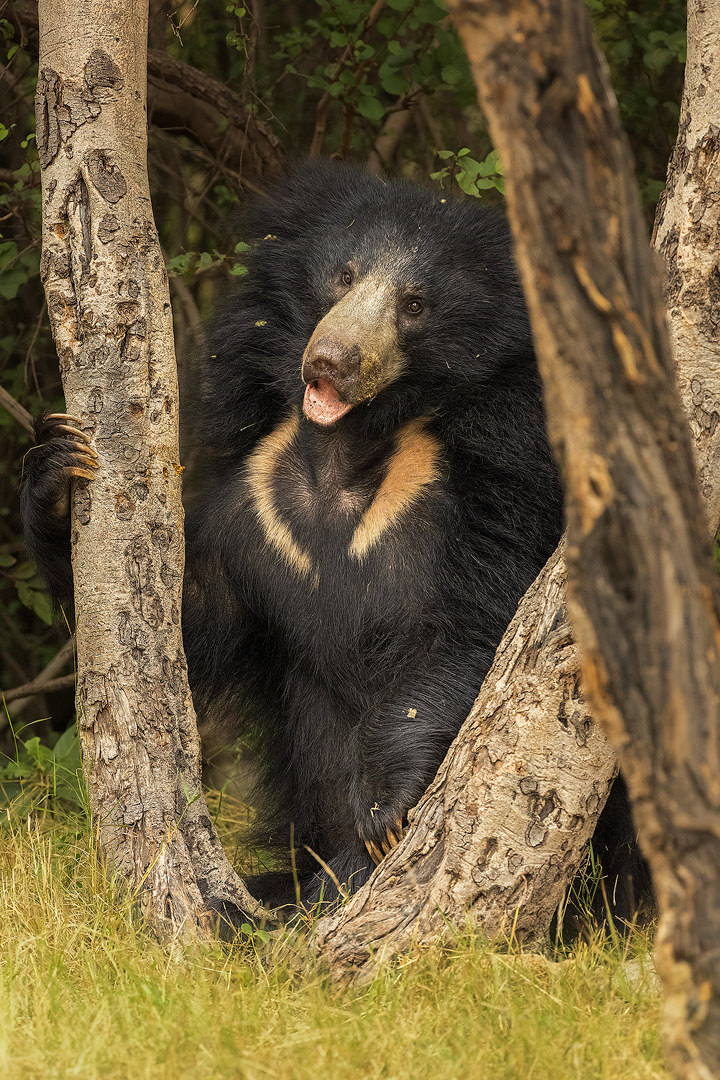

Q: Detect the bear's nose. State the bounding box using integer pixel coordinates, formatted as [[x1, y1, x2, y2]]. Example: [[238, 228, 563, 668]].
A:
[[302, 339, 361, 398]]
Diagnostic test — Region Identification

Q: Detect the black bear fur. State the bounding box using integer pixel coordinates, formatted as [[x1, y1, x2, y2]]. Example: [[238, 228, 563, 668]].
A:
[[20, 160, 648, 922]]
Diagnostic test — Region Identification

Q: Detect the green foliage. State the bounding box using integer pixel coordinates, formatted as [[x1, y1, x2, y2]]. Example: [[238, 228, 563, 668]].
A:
[[590, 0, 686, 202], [272, 0, 477, 156], [0, 722, 84, 816], [432, 147, 505, 197], [0, 555, 53, 625]]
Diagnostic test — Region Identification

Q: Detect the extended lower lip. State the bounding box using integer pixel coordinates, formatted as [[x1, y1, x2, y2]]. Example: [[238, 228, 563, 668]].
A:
[[302, 380, 354, 426]]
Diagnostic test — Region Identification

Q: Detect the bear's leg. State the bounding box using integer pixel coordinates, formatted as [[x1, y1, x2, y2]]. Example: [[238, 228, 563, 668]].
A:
[[588, 775, 653, 924], [351, 674, 477, 865]]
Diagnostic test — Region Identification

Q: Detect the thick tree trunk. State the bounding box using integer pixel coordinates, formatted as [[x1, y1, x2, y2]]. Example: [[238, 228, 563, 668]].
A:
[[35, 0, 264, 937], [318, 10, 720, 1078], [449, 2, 720, 1078]]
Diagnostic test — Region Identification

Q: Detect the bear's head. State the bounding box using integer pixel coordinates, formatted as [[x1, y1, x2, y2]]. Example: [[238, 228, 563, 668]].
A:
[[205, 160, 539, 453]]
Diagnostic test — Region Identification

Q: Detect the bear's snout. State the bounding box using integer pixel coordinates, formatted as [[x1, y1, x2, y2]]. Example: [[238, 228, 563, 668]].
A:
[[302, 338, 362, 401]]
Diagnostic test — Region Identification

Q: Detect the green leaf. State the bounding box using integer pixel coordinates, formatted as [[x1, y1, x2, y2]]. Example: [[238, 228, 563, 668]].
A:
[[30, 588, 53, 626], [456, 171, 482, 197], [0, 240, 18, 269], [441, 65, 462, 86], [379, 71, 405, 96], [52, 724, 80, 763], [13, 561, 36, 581], [0, 552, 16, 568], [356, 95, 385, 122], [166, 252, 194, 276]]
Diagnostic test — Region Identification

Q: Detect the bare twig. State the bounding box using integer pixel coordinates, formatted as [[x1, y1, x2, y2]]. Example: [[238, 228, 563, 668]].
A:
[[24, 299, 47, 397], [0, 385, 34, 434], [2, 637, 76, 721], [367, 88, 421, 173], [2, 672, 76, 704]]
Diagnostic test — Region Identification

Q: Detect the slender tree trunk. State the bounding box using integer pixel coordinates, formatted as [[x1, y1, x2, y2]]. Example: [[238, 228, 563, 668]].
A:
[[35, 0, 264, 937], [319, 10, 720, 1079], [653, 1, 720, 540]]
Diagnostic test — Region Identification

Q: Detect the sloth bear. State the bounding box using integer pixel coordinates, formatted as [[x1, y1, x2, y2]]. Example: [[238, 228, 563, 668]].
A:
[[21, 160, 646, 920]]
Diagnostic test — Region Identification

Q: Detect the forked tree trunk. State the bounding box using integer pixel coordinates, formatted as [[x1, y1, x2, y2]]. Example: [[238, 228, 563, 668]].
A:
[[319, 8, 720, 1078], [35, 0, 264, 936]]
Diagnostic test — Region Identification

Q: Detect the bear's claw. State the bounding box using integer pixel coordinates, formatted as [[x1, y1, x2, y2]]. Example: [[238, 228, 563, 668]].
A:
[[34, 413, 99, 481], [363, 819, 405, 865], [24, 412, 100, 519]]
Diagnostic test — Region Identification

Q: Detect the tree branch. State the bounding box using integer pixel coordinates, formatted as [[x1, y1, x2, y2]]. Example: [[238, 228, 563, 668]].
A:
[[309, 0, 386, 156], [0, 385, 34, 434], [2, 672, 76, 703], [1, 636, 75, 721], [35, 0, 268, 938], [146, 49, 285, 178], [316, 542, 616, 980], [318, 22, 720, 1074], [652, 1, 720, 539], [11, 1, 285, 182]]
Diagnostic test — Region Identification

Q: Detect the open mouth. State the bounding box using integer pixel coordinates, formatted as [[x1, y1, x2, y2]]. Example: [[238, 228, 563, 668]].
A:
[[302, 379, 354, 426]]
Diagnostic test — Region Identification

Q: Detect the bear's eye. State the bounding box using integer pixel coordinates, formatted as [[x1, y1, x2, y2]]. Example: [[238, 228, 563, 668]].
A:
[[341, 269, 353, 288], [405, 298, 424, 315]]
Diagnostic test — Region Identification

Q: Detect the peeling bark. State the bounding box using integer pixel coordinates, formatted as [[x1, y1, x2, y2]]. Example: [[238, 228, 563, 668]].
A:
[[35, 0, 265, 937]]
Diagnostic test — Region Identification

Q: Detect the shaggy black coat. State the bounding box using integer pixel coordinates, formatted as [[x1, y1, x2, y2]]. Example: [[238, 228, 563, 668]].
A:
[[21, 161, 645, 917]]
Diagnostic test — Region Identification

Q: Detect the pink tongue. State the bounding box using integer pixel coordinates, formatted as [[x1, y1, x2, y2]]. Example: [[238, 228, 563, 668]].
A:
[[303, 380, 353, 426]]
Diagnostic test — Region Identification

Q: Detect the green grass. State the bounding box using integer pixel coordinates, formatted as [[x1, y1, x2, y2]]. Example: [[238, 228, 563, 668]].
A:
[[0, 801, 669, 1080]]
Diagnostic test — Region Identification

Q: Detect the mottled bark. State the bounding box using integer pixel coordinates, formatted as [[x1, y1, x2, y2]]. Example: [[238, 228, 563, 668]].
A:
[[653, 1, 720, 539], [35, 0, 264, 937], [447, 2, 720, 1078]]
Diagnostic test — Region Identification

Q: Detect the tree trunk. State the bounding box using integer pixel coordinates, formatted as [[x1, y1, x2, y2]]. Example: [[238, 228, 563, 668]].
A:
[[449, 2, 720, 1078], [318, 9, 720, 1078], [653, 1, 720, 540], [35, 0, 265, 937]]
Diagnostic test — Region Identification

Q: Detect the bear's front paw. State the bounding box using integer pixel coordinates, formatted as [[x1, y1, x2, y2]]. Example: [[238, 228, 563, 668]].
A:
[[357, 803, 406, 866], [23, 412, 99, 520]]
